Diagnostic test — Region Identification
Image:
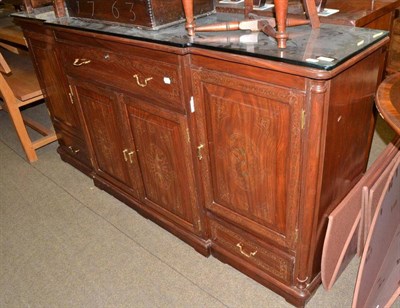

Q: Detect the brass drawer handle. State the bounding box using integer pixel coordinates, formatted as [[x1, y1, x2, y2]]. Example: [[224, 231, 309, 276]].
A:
[[133, 74, 153, 87], [128, 151, 134, 164], [73, 58, 91, 66], [122, 149, 128, 162], [236, 243, 257, 258], [197, 144, 204, 160], [68, 145, 80, 154]]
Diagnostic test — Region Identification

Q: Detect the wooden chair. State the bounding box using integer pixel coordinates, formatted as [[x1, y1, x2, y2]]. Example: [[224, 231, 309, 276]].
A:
[[244, 0, 320, 48], [183, 0, 320, 49], [21, 0, 66, 17], [0, 48, 57, 162]]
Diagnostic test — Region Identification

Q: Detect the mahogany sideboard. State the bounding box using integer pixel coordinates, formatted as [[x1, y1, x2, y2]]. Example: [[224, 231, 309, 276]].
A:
[[13, 9, 389, 307]]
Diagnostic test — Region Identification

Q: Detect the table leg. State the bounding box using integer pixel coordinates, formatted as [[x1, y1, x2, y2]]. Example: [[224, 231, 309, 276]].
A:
[[244, 0, 253, 17], [303, 0, 320, 28], [182, 0, 195, 36], [274, 0, 289, 49]]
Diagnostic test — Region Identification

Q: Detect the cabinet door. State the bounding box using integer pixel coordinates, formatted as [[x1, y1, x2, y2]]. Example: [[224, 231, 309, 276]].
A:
[[192, 69, 304, 248], [69, 79, 143, 199], [122, 96, 202, 234], [26, 36, 82, 136]]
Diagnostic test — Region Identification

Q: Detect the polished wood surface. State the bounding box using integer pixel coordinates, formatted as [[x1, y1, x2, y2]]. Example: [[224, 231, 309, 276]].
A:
[[17, 16, 210, 254], [189, 40, 387, 305], [319, 0, 400, 27], [72, 81, 143, 197], [376, 73, 400, 135], [18, 19, 91, 169], [15, 15, 389, 307], [64, 36, 208, 251], [191, 64, 302, 247]]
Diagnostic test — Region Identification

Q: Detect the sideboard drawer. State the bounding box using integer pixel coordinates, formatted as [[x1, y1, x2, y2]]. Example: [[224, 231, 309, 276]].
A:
[[58, 43, 184, 111], [210, 219, 294, 284], [58, 129, 91, 167]]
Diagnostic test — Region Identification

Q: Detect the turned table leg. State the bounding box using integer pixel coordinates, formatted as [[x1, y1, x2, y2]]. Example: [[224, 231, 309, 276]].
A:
[[182, 0, 195, 36], [244, 0, 254, 17], [303, 0, 321, 28], [274, 0, 289, 49], [53, 0, 66, 17]]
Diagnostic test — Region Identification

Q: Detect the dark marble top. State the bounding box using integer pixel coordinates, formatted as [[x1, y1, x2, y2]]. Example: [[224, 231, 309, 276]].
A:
[[12, 6, 389, 71]]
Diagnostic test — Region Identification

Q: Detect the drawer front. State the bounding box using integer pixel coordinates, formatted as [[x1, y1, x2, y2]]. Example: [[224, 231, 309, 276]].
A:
[[58, 43, 184, 111], [58, 129, 91, 167], [210, 219, 294, 284]]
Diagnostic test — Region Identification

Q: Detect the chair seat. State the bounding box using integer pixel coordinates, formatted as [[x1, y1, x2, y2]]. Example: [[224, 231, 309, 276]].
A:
[[2, 48, 42, 102]]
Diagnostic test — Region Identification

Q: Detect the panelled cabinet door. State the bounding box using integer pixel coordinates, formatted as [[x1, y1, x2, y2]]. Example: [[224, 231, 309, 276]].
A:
[[27, 37, 82, 136], [122, 95, 203, 235], [69, 78, 143, 200], [192, 69, 304, 249]]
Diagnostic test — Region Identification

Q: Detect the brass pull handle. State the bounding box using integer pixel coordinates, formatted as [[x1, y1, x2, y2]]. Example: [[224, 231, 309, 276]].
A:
[[68, 146, 80, 154], [68, 93, 74, 104], [123, 149, 134, 163], [133, 74, 153, 87], [236, 243, 257, 258], [197, 144, 204, 160], [128, 151, 134, 164], [73, 58, 91, 66], [122, 149, 128, 162]]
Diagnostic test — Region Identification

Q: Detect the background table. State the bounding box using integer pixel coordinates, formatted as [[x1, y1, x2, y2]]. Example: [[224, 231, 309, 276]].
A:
[[376, 73, 400, 135]]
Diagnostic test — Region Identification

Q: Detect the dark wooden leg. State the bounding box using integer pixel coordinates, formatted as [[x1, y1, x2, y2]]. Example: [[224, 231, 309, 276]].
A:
[[303, 0, 320, 28], [182, 0, 195, 36], [53, 0, 66, 17], [23, 0, 33, 13], [274, 0, 289, 49], [244, 0, 254, 17]]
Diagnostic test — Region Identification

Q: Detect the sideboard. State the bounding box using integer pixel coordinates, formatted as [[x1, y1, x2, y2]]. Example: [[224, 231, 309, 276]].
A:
[[13, 8, 389, 307]]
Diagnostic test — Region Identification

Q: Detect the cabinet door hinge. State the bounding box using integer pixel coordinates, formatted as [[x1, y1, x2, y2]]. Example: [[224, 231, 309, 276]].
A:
[[301, 109, 306, 130], [190, 96, 195, 113]]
